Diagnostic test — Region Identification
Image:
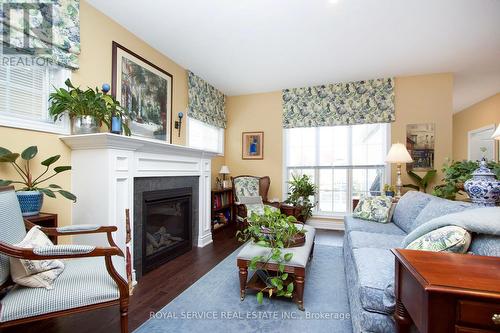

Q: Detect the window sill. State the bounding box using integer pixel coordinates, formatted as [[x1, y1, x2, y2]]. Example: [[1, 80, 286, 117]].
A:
[[0, 115, 70, 135]]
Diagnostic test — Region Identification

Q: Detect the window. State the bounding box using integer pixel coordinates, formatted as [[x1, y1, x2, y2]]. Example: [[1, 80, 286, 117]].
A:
[[187, 117, 224, 154], [0, 61, 70, 134], [284, 123, 390, 216]]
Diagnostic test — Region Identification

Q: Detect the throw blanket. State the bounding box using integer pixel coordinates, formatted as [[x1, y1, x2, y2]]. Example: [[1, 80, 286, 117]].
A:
[[402, 207, 500, 247]]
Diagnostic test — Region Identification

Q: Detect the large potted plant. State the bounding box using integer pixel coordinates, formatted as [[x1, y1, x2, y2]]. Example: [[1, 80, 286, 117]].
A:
[[0, 146, 76, 216], [284, 174, 317, 222], [237, 207, 306, 304]]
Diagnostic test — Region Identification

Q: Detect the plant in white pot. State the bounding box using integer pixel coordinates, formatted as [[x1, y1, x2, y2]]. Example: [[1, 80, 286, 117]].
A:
[[0, 146, 76, 216]]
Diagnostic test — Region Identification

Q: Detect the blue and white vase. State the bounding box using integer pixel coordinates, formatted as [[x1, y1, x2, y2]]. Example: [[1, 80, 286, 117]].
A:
[[464, 159, 500, 207], [16, 191, 44, 216]]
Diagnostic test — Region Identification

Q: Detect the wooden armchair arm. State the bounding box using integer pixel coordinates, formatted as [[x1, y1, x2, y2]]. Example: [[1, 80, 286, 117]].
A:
[[0, 241, 121, 260], [24, 220, 124, 256]]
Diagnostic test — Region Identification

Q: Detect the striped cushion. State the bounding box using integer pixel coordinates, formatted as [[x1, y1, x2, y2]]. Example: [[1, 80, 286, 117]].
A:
[[0, 189, 28, 285], [0, 255, 126, 322]]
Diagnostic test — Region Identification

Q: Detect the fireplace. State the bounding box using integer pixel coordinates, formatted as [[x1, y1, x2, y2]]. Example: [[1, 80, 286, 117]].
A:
[[142, 188, 192, 274], [134, 176, 199, 279]]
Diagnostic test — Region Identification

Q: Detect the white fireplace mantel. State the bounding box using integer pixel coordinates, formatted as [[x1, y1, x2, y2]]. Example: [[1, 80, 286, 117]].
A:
[[60, 133, 218, 277]]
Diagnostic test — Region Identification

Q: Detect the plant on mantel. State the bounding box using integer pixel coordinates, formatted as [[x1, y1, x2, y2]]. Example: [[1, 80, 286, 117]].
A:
[[236, 207, 306, 304], [0, 146, 76, 215]]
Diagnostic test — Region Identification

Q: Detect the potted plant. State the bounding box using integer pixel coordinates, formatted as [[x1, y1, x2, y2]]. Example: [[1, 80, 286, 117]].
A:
[[48, 79, 131, 135], [383, 184, 396, 197], [237, 207, 306, 304], [284, 173, 317, 222], [0, 146, 76, 216], [403, 169, 437, 193]]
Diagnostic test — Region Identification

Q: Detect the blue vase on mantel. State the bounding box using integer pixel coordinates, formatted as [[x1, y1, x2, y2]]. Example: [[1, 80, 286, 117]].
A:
[[464, 159, 500, 207]]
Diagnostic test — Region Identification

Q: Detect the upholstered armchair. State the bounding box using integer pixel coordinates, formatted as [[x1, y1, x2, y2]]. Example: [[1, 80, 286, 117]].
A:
[[231, 175, 280, 225], [0, 186, 130, 332]]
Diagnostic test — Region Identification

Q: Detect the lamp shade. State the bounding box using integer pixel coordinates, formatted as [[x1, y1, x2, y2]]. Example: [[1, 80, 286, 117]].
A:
[[492, 125, 500, 140], [219, 165, 230, 174], [386, 143, 413, 163]]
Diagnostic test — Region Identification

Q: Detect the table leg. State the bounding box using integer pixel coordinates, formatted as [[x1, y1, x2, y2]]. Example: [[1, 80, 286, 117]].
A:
[[395, 299, 412, 333], [295, 274, 305, 311], [238, 266, 247, 301]]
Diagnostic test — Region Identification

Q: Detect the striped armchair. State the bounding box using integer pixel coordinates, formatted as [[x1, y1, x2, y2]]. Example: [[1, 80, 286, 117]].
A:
[[0, 186, 130, 332]]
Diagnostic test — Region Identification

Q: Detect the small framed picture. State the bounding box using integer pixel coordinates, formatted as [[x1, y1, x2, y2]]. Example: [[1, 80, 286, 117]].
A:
[[242, 131, 264, 160]]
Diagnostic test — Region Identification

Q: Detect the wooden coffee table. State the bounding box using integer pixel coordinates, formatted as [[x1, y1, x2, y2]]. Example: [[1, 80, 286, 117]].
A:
[[236, 224, 316, 310]]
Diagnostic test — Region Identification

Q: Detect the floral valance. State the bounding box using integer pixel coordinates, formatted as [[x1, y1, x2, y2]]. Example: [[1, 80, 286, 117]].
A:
[[0, 0, 80, 69], [282, 78, 395, 128], [188, 71, 226, 129]]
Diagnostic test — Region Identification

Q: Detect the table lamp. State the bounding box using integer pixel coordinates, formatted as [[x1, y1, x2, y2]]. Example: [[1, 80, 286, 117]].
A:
[[386, 143, 413, 197], [219, 165, 231, 188]]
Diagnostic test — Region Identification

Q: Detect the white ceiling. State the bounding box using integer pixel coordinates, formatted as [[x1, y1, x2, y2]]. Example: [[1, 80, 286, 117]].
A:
[[87, 0, 500, 113]]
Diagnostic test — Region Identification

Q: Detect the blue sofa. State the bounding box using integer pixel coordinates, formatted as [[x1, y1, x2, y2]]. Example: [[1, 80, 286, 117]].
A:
[[343, 191, 500, 333]]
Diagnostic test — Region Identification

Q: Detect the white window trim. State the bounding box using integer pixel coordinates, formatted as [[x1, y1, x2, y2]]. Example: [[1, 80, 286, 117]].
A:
[[186, 116, 225, 155]]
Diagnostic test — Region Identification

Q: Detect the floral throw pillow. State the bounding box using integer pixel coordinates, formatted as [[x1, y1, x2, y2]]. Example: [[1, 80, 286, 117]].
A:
[[352, 196, 393, 223], [405, 226, 471, 253]]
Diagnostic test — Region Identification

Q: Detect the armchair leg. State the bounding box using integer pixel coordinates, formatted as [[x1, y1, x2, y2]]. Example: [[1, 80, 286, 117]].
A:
[[120, 303, 129, 333]]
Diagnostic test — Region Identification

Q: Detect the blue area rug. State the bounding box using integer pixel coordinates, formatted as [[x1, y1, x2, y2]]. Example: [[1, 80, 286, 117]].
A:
[[134, 244, 353, 333]]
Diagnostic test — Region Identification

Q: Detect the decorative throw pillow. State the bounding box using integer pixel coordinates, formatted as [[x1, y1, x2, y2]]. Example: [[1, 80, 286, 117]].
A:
[[239, 196, 263, 205], [352, 196, 393, 223], [405, 226, 471, 253], [10, 226, 65, 289]]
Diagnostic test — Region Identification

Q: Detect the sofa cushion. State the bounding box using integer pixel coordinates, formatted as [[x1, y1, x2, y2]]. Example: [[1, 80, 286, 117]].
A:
[[412, 198, 474, 230], [406, 226, 472, 253], [349, 231, 405, 250], [344, 215, 406, 236], [0, 255, 125, 322], [393, 191, 433, 233], [352, 248, 395, 315], [469, 234, 500, 257], [352, 196, 393, 223]]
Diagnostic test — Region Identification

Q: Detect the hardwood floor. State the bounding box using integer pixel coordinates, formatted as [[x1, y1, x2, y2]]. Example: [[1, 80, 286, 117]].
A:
[[1, 225, 241, 333]]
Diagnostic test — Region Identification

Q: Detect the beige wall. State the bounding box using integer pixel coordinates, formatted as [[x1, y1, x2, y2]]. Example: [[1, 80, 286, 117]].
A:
[[224, 73, 454, 199], [225, 92, 283, 200], [453, 92, 500, 161], [0, 0, 194, 240], [392, 73, 454, 189]]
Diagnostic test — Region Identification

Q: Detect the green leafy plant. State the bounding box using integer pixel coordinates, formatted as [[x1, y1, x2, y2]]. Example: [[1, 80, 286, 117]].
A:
[[383, 184, 395, 193], [403, 170, 437, 193], [236, 207, 306, 304], [0, 146, 76, 201], [48, 79, 131, 135], [285, 173, 317, 220], [432, 159, 500, 200]]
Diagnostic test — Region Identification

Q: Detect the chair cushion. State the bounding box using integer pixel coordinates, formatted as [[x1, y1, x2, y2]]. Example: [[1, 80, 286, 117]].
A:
[[0, 255, 126, 322], [0, 189, 28, 285], [352, 196, 393, 223], [412, 198, 474, 230], [406, 226, 472, 253], [10, 226, 65, 289], [237, 224, 315, 268], [233, 177, 260, 200], [349, 231, 405, 250], [352, 248, 395, 315], [344, 215, 406, 236], [392, 191, 433, 233]]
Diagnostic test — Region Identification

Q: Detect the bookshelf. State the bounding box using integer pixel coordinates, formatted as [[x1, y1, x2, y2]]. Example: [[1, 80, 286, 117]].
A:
[[211, 188, 234, 232]]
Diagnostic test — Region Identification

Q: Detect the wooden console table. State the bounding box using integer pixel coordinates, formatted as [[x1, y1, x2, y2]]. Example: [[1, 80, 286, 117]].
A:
[[392, 249, 500, 333]]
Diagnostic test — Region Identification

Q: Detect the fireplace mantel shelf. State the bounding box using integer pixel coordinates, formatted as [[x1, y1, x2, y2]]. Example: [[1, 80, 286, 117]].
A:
[[60, 133, 220, 158]]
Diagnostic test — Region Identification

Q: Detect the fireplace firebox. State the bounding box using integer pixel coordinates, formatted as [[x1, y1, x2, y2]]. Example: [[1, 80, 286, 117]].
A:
[[142, 187, 192, 274]]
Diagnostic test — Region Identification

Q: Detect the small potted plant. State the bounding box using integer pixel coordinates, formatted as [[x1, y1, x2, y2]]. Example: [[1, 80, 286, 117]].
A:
[[237, 207, 306, 304], [383, 184, 396, 197], [0, 146, 76, 216], [284, 174, 317, 222]]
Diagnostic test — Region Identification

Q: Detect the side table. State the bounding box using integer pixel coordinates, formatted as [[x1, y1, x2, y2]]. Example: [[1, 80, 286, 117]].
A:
[[24, 213, 58, 244]]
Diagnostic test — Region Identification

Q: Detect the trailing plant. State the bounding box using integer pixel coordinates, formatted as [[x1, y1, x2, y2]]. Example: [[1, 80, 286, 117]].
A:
[[285, 173, 317, 220], [0, 146, 76, 201], [48, 79, 131, 135], [236, 207, 306, 304], [403, 170, 437, 193], [432, 159, 500, 200]]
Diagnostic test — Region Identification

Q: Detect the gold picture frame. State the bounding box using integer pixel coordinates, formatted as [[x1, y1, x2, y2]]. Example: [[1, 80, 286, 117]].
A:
[[242, 132, 264, 160]]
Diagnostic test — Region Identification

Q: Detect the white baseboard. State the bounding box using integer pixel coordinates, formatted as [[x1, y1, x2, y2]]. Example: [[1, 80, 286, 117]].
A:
[[197, 233, 213, 247], [306, 218, 345, 231]]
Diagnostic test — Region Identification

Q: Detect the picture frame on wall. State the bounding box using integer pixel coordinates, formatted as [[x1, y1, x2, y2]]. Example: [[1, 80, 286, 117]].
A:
[[242, 131, 264, 160], [112, 41, 173, 142], [406, 123, 435, 171]]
